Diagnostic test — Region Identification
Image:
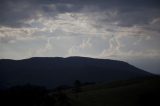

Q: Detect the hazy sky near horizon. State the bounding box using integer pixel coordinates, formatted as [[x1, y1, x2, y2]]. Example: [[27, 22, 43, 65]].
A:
[[0, 0, 160, 74]]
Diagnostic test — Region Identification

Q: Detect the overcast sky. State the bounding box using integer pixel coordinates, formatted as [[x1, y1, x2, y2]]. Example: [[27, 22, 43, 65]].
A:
[[0, 0, 160, 74]]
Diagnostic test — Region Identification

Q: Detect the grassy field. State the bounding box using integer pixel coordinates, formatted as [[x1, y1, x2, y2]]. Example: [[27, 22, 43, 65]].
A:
[[1, 76, 160, 106], [66, 76, 160, 106]]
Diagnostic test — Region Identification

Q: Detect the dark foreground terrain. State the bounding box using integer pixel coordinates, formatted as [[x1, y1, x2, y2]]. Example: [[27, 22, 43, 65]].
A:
[[0, 76, 160, 106], [68, 76, 160, 106]]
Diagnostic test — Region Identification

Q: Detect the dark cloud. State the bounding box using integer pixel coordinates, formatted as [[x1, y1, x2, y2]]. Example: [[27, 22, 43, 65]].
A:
[[0, 0, 83, 27], [0, 0, 39, 27], [0, 0, 160, 27]]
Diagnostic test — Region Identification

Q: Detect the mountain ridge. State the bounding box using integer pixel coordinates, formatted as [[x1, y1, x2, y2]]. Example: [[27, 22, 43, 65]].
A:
[[0, 56, 153, 88]]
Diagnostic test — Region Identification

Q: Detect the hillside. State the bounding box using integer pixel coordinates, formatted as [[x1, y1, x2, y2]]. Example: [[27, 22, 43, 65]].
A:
[[0, 57, 153, 88], [68, 76, 160, 106]]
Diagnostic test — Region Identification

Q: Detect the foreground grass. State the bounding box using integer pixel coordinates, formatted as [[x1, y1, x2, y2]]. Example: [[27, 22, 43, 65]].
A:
[[1, 76, 160, 106], [67, 77, 160, 106]]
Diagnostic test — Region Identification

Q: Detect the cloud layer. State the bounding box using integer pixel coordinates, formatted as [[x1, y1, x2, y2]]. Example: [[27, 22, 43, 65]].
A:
[[0, 0, 160, 73]]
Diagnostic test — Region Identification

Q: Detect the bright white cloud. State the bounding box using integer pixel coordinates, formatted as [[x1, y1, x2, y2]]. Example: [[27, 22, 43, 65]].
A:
[[0, 27, 39, 43]]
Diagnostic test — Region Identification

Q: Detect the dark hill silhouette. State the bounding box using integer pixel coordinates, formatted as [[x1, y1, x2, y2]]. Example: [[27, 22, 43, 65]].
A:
[[0, 56, 153, 88]]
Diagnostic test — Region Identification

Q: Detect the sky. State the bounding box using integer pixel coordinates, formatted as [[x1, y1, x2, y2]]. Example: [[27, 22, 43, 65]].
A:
[[0, 0, 160, 74]]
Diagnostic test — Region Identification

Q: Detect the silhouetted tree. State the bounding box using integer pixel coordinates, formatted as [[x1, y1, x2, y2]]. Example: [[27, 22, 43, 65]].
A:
[[73, 80, 82, 98], [74, 80, 81, 92]]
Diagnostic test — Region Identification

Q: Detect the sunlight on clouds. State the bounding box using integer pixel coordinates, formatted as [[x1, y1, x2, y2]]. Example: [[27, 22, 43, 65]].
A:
[[0, 0, 160, 74], [0, 2, 160, 61], [0, 27, 38, 43], [67, 37, 93, 56], [26, 12, 99, 36], [79, 38, 92, 49]]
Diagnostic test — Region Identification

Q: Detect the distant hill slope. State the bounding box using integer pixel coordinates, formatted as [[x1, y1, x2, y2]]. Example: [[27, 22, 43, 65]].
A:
[[0, 57, 153, 88]]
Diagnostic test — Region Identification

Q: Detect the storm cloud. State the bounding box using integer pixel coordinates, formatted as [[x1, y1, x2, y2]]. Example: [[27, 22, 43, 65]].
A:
[[0, 0, 160, 74]]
